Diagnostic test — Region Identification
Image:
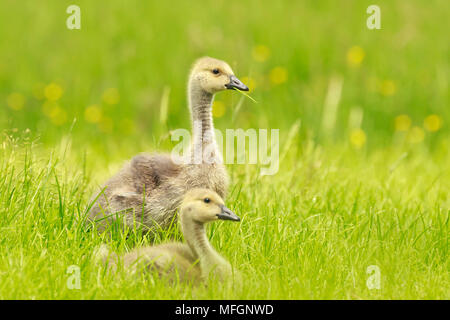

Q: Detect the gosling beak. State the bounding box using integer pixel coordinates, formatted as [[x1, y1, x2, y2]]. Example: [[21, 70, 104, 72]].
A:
[[225, 75, 249, 91], [217, 204, 240, 222]]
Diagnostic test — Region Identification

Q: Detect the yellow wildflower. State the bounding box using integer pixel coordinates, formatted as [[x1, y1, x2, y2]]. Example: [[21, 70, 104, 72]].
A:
[[350, 128, 367, 148], [347, 46, 365, 67], [44, 83, 63, 101], [49, 105, 67, 126], [7, 93, 25, 110], [408, 126, 425, 144], [252, 45, 270, 62], [102, 88, 120, 105], [84, 105, 102, 123], [379, 80, 396, 96], [269, 67, 287, 85], [395, 114, 411, 132], [423, 114, 442, 132], [212, 101, 226, 118]]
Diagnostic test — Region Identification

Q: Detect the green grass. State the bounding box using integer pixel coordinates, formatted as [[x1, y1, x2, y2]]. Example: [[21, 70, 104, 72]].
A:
[[0, 0, 448, 299], [0, 133, 448, 299]]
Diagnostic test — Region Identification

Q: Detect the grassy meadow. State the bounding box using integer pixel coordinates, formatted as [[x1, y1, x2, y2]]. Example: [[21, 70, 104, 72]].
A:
[[0, 0, 448, 299]]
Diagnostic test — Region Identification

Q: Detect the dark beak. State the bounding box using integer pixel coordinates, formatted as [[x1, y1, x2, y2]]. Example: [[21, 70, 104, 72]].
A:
[[217, 204, 240, 222], [225, 75, 249, 91]]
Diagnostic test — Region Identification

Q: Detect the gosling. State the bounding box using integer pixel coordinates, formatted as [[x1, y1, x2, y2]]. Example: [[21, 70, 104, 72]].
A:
[[97, 189, 240, 283], [87, 57, 248, 235]]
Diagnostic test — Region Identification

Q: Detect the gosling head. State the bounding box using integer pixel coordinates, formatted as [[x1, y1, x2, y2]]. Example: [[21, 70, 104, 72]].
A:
[[180, 188, 240, 224], [189, 57, 249, 94]]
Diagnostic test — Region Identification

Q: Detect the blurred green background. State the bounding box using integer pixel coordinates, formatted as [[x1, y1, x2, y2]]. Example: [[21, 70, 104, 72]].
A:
[[1, 0, 448, 157], [0, 0, 449, 300]]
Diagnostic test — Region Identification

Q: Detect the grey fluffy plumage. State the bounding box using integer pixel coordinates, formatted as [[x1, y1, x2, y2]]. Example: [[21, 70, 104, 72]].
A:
[[87, 57, 248, 235]]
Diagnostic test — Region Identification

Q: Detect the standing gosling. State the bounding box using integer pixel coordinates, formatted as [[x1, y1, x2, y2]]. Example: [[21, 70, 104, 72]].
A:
[[98, 189, 240, 282]]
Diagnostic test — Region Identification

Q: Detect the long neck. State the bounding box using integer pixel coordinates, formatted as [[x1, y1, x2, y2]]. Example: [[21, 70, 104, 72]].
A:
[[189, 84, 214, 137], [188, 80, 219, 163], [181, 216, 225, 273]]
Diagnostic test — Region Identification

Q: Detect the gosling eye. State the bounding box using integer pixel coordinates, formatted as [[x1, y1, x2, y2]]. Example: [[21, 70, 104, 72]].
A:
[[212, 68, 220, 75], [203, 198, 211, 203]]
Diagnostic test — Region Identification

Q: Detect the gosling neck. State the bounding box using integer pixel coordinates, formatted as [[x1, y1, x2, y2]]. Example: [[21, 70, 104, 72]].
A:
[[188, 80, 220, 164], [180, 214, 224, 269]]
